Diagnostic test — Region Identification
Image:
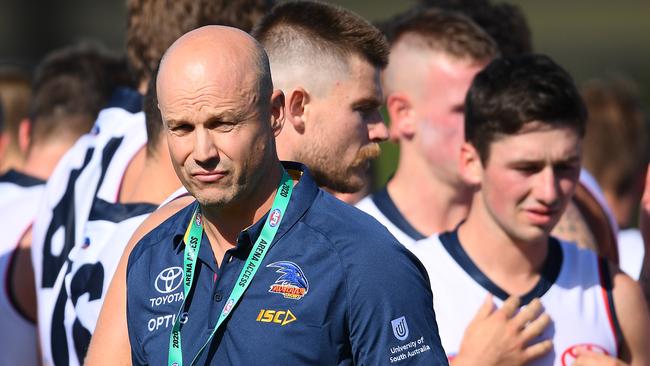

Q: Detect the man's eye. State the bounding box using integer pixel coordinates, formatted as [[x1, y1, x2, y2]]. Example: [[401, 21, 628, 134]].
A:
[[213, 122, 236, 132], [554, 163, 579, 174], [357, 106, 378, 118], [171, 124, 192, 132], [516, 165, 541, 174]]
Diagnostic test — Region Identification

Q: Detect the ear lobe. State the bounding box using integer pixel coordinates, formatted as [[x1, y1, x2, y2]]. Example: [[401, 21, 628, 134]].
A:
[[270, 89, 285, 137], [285, 87, 308, 134], [386, 93, 415, 141], [18, 118, 31, 154], [460, 142, 482, 186]]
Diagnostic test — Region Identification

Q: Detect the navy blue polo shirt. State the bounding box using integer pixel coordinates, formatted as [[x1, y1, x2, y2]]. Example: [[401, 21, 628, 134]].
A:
[[126, 162, 448, 365]]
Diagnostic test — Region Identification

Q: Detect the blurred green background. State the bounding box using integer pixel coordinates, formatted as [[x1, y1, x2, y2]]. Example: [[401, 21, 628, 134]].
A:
[[2, 0, 648, 189]]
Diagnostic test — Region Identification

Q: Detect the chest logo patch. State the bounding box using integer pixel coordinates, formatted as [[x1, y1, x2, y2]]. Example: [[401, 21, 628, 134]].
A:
[[267, 261, 309, 300], [391, 316, 410, 341], [256, 309, 297, 326], [155, 266, 183, 294]]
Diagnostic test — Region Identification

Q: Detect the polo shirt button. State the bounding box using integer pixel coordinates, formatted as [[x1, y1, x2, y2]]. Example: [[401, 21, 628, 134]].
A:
[[214, 292, 223, 302]]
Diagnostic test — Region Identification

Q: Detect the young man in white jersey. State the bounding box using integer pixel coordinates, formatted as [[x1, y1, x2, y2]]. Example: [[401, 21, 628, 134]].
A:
[[0, 43, 123, 366], [30, 1, 275, 365], [356, 9, 497, 247], [414, 54, 650, 365]]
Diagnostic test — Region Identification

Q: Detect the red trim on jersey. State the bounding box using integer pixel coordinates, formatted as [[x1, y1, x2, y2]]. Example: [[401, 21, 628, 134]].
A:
[[597, 259, 619, 348]]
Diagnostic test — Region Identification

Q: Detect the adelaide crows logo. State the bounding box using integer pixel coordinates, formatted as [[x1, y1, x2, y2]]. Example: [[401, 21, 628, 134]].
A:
[[267, 261, 309, 300]]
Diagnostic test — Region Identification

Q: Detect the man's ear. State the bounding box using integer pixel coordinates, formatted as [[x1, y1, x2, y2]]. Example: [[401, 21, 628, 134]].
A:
[[270, 89, 285, 137], [18, 118, 31, 154], [460, 142, 482, 186], [284, 87, 309, 134], [0, 132, 8, 161], [386, 93, 415, 142]]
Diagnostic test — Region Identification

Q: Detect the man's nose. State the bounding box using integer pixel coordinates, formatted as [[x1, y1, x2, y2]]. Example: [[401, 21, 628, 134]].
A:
[[368, 114, 389, 143], [535, 166, 560, 205], [193, 128, 219, 163]]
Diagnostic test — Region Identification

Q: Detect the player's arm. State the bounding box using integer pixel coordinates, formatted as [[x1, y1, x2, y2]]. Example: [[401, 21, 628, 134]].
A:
[[612, 264, 650, 365], [11, 228, 37, 323], [11, 228, 42, 365], [345, 238, 449, 365], [86, 196, 193, 366], [638, 163, 650, 310], [452, 295, 552, 366], [574, 262, 650, 366]]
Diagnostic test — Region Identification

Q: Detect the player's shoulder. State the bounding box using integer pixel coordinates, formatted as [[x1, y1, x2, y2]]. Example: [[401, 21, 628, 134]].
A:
[[307, 190, 399, 246], [354, 194, 375, 211], [304, 191, 427, 276], [126, 195, 195, 270]]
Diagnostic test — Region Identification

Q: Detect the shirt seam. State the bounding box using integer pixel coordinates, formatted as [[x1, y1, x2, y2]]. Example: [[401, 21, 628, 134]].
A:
[[299, 221, 352, 352]]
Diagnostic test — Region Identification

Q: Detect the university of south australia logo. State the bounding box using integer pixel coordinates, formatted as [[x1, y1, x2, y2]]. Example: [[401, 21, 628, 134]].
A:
[[391, 316, 409, 341], [155, 267, 183, 294], [267, 261, 309, 300]]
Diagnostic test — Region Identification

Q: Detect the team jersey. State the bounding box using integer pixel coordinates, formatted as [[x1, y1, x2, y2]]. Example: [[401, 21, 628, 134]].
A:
[[355, 186, 425, 250], [30, 102, 156, 366], [412, 231, 621, 366], [0, 170, 44, 366]]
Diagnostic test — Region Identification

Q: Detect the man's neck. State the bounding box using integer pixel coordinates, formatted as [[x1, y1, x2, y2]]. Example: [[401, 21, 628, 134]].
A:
[[387, 150, 471, 236], [0, 148, 25, 175], [457, 196, 549, 296], [21, 141, 73, 180], [120, 144, 182, 204], [201, 162, 284, 266]]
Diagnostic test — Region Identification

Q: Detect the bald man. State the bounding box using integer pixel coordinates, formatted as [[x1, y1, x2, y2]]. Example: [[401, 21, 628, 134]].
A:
[[87, 25, 448, 366]]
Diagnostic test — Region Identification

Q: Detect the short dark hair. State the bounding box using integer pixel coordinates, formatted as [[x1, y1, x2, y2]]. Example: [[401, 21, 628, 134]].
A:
[[382, 7, 498, 63], [253, 0, 389, 70], [417, 0, 532, 56], [465, 54, 587, 163], [29, 43, 124, 144], [127, 0, 275, 85]]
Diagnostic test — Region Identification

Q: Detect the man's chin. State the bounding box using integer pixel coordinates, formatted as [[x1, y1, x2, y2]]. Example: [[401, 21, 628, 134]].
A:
[[192, 189, 234, 210], [324, 176, 364, 194]]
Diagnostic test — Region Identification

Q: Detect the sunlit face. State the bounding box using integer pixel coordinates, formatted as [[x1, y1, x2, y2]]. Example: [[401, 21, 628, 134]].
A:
[[296, 55, 388, 193], [477, 126, 582, 244], [414, 54, 486, 186], [158, 62, 276, 209]]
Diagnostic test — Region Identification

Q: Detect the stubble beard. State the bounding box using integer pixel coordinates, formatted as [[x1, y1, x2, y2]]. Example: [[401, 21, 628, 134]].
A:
[[300, 143, 381, 194]]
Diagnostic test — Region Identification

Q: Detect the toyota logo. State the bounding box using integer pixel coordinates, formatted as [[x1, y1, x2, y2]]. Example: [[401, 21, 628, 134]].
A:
[[155, 267, 183, 294]]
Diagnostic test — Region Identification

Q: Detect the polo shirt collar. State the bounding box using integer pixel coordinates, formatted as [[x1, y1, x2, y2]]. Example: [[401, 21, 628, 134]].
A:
[[172, 161, 319, 270]]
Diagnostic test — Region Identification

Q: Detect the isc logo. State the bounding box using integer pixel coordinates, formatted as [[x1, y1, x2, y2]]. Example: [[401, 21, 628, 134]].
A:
[[256, 309, 296, 326]]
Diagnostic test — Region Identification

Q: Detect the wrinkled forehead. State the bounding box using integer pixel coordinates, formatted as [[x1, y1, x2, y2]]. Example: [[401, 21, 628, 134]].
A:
[[166, 45, 258, 83]]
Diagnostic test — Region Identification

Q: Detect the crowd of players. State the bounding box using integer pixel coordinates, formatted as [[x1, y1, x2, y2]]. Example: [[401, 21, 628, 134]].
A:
[[1, 0, 649, 365]]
